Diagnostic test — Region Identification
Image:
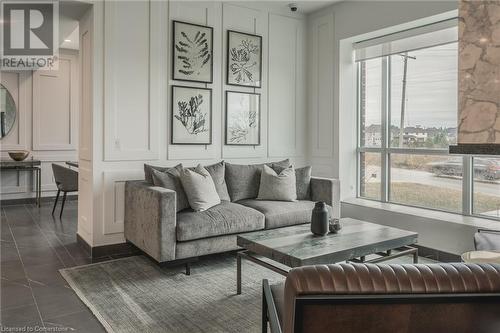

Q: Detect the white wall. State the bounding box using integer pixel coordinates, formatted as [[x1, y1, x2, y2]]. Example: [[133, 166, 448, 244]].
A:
[[307, 0, 459, 184], [0, 49, 79, 201], [80, 0, 309, 247]]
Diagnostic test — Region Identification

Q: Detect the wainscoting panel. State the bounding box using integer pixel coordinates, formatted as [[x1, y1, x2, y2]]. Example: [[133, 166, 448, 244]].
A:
[[167, 1, 222, 161], [33, 53, 78, 151], [102, 170, 143, 236], [309, 13, 334, 158], [268, 13, 306, 158], [78, 163, 93, 240], [79, 9, 93, 162], [222, 3, 268, 160], [103, 0, 159, 161]]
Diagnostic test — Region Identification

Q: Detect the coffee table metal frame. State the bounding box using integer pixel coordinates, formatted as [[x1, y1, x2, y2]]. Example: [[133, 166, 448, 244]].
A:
[[236, 244, 418, 295]]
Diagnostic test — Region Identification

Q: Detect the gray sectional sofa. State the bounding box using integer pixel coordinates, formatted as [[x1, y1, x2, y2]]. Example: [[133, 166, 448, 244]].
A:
[[124, 160, 340, 264]]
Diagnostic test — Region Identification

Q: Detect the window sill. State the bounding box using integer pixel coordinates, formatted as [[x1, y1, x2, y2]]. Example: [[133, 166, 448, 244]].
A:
[[342, 197, 500, 230]]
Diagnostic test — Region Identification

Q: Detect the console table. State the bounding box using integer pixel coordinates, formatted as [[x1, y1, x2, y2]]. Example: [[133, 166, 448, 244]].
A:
[[0, 159, 42, 206]]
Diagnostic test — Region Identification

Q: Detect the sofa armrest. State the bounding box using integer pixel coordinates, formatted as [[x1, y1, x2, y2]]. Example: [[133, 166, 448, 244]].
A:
[[124, 181, 176, 263], [310, 177, 340, 219]]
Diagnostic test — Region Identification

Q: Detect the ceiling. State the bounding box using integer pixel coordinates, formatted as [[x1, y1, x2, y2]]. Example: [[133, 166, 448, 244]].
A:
[[229, 0, 341, 15]]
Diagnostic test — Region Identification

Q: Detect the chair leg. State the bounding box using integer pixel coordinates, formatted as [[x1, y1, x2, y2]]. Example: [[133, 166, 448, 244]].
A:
[[60, 192, 67, 218], [52, 189, 60, 215], [262, 286, 268, 333]]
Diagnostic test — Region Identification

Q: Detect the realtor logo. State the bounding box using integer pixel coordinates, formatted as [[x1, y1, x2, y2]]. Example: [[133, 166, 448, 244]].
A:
[[1, 1, 59, 69]]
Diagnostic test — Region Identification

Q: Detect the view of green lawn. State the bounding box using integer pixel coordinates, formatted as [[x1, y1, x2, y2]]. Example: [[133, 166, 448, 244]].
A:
[[364, 182, 500, 216]]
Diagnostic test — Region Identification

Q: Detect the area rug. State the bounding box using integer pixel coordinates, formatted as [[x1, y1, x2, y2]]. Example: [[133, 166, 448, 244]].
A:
[[60, 254, 284, 333]]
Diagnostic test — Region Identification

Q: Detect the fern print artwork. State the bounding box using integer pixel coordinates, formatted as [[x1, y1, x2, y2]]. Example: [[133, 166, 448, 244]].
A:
[[227, 31, 262, 87], [225, 91, 260, 145], [173, 21, 213, 83], [172, 86, 212, 145]]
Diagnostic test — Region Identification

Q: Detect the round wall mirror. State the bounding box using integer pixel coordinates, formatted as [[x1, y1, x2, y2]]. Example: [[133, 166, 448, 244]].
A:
[[0, 84, 17, 139]]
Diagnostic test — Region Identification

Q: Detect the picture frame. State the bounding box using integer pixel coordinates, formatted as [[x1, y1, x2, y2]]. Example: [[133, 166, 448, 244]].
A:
[[225, 91, 261, 146], [172, 20, 213, 83], [226, 30, 262, 88], [171, 85, 212, 145]]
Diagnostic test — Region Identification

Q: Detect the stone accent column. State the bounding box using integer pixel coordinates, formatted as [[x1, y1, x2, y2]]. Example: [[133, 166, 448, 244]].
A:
[[458, 0, 500, 144]]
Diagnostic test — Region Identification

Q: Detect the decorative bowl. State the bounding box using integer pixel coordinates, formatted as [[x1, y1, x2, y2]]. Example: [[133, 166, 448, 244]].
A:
[[8, 150, 29, 161]]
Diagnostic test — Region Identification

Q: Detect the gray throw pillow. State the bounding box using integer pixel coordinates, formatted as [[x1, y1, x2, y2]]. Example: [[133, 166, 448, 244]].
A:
[[272, 165, 312, 200], [257, 165, 297, 201], [179, 164, 221, 212], [204, 161, 230, 201], [295, 166, 312, 200], [225, 159, 290, 202], [144, 164, 169, 184], [151, 164, 190, 212]]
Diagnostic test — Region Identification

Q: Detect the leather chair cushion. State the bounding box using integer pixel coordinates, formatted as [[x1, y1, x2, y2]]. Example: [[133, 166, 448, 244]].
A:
[[283, 263, 500, 333]]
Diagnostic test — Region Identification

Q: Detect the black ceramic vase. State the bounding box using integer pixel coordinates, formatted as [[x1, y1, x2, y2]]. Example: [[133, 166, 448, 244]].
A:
[[311, 201, 329, 236]]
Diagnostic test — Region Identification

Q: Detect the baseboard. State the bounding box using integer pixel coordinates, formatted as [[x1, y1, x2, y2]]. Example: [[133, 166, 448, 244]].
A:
[[76, 234, 141, 259], [1, 194, 78, 206], [415, 245, 461, 262]]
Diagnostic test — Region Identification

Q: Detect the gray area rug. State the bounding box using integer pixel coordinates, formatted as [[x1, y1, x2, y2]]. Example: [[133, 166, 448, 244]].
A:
[[60, 254, 284, 333]]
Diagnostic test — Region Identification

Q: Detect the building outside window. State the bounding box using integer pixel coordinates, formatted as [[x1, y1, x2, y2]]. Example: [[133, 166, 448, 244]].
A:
[[356, 21, 500, 219]]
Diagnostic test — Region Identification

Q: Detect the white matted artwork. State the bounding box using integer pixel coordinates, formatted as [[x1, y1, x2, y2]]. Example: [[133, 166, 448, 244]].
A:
[[171, 86, 212, 145], [227, 30, 262, 88], [225, 91, 260, 146], [172, 21, 213, 83]]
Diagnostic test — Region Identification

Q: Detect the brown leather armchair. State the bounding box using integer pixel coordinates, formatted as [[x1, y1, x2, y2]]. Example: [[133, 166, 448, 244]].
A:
[[263, 263, 500, 333]]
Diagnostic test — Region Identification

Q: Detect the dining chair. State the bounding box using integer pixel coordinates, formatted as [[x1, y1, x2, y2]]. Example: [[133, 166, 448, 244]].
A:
[[474, 229, 500, 251], [51, 164, 78, 218]]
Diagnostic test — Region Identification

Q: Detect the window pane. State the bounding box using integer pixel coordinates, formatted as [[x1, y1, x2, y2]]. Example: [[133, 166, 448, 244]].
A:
[[359, 58, 382, 147], [473, 157, 500, 218], [390, 154, 462, 212], [390, 43, 457, 148], [359, 152, 381, 200]]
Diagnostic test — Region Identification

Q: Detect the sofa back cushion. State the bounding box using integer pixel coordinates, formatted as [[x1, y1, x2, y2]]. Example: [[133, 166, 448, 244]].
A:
[[180, 164, 221, 212], [257, 165, 297, 201], [225, 159, 290, 202], [144, 164, 168, 184], [204, 161, 230, 201], [151, 165, 190, 212]]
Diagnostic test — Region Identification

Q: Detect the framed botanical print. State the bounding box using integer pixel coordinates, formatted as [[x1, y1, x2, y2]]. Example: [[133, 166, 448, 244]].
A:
[[171, 85, 212, 145], [225, 91, 260, 146], [172, 21, 213, 83], [226, 30, 262, 88]]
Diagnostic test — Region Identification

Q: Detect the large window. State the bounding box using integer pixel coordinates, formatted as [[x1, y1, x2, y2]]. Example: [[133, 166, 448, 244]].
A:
[[356, 25, 500, 219]]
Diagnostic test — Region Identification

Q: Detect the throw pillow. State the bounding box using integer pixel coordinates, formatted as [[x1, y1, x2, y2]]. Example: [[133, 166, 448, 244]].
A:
[[144, 164, 168, 184], [257, 165, 297, 201], [204, 161, 230, 201], [272, 165, 312, 200], [151, 164, 190, 212], [180, 164, 221, 211], [225, 159, 290, 202]]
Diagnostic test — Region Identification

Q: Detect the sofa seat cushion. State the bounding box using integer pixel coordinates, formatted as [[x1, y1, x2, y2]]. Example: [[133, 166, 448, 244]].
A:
[[176, 201, 265, 242], [237, 199, 333, 229]]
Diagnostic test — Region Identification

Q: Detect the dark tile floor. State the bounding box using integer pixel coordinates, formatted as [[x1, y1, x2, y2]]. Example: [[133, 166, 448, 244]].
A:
[[1, 201, 108, 332]]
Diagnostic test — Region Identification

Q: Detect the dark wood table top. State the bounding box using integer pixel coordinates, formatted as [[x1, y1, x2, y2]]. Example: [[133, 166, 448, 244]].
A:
[[0, 159, 41, 168], [237, 218, 418, 267]]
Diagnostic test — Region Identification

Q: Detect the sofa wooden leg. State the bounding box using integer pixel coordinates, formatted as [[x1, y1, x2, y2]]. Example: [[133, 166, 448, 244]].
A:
[[185, 262, 191, 276]]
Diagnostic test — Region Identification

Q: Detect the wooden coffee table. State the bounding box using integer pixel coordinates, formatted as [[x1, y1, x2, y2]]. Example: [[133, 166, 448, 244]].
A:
[[236, 218, 418, 294]]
